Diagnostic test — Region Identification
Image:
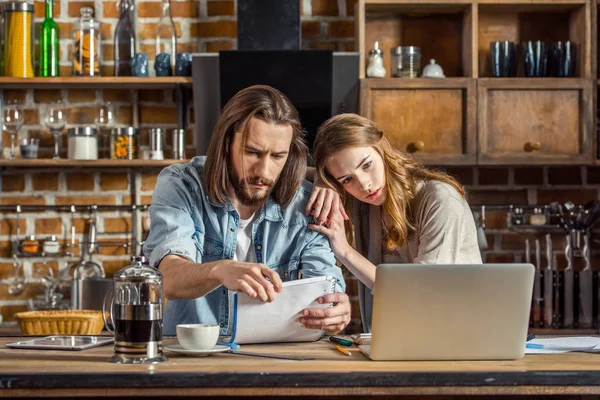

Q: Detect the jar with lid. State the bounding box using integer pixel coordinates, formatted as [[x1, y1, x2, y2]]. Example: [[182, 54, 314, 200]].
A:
[[111, 127, 139, 159], [530, 208, 547, 226], [43, 235, 61, 254], [67, 127, 98, 160], [72, 7, 101, 76], [391, 46, 421, 78], [2, 1, 35, 77], [21, 234, 39, 254], [366, 41, 386, 78]]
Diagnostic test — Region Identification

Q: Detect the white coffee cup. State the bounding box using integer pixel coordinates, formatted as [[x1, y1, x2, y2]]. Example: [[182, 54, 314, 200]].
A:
[[176, 324, 220, 350]]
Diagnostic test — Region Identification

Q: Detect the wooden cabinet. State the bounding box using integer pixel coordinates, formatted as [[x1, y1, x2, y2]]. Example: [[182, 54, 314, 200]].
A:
[[360, 78, 477, 164], [357, 0, 598, 165], [478, 78, 594, 164]]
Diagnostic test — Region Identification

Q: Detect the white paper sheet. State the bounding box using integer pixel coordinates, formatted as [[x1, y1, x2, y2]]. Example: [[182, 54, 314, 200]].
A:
[[525, 336, 600, 354], [232, 276, 336, 344]]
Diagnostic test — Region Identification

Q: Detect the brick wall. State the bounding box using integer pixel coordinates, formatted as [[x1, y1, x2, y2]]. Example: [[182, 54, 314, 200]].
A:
[[1, 0, 598, 333]]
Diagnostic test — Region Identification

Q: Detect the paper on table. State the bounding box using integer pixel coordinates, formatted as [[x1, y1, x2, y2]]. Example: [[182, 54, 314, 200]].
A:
[[230, 276, 336, 344], [525, 336, 600, 354]]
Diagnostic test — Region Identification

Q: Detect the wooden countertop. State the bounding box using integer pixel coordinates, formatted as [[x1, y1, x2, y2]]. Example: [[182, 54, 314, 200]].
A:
[[3, 336, 600, 397]]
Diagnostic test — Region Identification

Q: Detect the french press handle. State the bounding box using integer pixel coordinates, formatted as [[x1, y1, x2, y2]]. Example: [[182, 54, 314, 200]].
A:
[[102, 288, 116, 334]]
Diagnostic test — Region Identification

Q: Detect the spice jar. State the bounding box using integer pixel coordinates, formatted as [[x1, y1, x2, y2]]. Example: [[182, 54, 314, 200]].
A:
[[43, 235, 61, 254], [67, 127, 98, 160], [391, 46, 421, 78], [21, 234, 39, 254], [2, 1, 35, 77], [72, 7, 101, 76], [530, 208, 547, 226], [110, 127, 139, 159]]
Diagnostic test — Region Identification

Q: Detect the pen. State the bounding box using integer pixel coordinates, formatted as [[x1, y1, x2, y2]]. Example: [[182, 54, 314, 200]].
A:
[[526, 343, 544, 349], [526, 334, 536, 342], [335, 345, 352, 356], [329, 336, 353, 346]]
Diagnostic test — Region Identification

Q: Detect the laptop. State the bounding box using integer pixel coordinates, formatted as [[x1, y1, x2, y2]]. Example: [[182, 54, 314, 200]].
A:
[[359, 263, 534, 361]]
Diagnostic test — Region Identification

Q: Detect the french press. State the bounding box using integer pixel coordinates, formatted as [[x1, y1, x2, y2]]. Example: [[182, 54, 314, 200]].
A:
[[104, 256, 167, 364]]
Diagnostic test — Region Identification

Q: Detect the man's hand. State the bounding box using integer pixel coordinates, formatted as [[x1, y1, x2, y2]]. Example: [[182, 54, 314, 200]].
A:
[[209, 260, 283, 302], [299, 293, 351, 334]]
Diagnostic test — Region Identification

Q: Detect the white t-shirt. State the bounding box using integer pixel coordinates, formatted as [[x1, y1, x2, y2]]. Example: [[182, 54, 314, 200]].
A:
[[233, 213, 257, 263]]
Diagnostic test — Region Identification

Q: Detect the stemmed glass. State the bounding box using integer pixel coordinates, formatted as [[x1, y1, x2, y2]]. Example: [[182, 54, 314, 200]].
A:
[[2, 108, 24, 159], [95, 103, 114, 158], [45, 106, 67, 159]]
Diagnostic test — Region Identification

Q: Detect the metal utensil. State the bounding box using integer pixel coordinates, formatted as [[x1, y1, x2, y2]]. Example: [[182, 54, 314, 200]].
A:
[[525, 239, 533, 327], [563, 234, 574, 328], [535, 239, 544, 328], [579, 232, 593, 328], [542, 237, 554, 329], [546, 234, 562, 328], [73, 211, 105, 279], [226, 350, 314, 361]]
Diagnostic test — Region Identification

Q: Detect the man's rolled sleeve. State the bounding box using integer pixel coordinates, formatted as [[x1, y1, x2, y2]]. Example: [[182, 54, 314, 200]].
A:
[[143, 169, 202, 268], [299, 228, 346, 293]]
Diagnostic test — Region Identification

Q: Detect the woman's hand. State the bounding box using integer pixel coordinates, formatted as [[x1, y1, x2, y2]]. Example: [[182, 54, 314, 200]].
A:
[[305, 176, 348, 225], [308, 209, 351, 259]]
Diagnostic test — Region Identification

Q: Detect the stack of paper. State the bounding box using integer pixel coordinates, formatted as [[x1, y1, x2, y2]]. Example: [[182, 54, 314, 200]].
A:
[[525, 337, 600, 354]]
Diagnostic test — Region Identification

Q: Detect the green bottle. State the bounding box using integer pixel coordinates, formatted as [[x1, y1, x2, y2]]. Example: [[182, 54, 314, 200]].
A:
[[38, 0, 59, 77]]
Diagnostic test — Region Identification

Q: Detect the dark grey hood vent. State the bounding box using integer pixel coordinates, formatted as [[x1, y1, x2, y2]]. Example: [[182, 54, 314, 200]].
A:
[[237, 0, 300, 50]]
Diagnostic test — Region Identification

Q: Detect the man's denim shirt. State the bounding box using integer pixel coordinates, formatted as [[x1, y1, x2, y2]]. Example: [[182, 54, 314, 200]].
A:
[[143, 156, 346, 336]]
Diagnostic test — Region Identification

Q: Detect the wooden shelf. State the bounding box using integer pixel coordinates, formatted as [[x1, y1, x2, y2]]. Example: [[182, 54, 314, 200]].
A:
[[362, 77, 473, 88], [478, 77, 592, 89], [0, 159, 188, 168], [0, 77, 192, 89], [529, 328, 598, 335]]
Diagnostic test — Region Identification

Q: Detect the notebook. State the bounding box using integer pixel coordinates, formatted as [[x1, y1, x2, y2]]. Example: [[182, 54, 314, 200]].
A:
[[228, 275, 336, 344]]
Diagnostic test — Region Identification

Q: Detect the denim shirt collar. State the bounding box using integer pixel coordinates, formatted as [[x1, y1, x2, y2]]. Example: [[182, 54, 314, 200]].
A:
[[206, 194, 283, 222]]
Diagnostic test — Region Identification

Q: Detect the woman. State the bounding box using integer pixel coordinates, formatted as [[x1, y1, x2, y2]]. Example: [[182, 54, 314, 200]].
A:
[[307, 113, 482, 332]]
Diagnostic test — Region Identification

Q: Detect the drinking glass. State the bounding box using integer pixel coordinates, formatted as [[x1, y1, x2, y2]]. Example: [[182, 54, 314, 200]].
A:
[[2, 108, 24, 159], [95, 103, 114, 158], [45, 106, 67, 159]]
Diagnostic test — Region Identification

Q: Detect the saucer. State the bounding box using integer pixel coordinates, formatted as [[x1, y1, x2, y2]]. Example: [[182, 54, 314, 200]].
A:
[[164, 344, 230, 357]]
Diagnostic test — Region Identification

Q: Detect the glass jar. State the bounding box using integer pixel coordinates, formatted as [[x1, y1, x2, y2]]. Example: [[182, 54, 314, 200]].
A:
[[2, 1, 34, 78], [21, 234, 39, 254], [530, 208, 547, 226], [72, 7, 101, 76], [67, 127, 98, 160], [391, 46, 421, 78], [43, 235, 61, 254], [110, 127, 139, 159]]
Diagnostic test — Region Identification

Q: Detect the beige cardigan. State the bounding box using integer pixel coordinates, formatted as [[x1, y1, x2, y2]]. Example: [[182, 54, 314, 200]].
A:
[[351, 180, 483, 332]]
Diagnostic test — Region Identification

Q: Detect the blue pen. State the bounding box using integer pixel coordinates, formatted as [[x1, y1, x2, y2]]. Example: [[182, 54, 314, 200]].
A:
[[526, 343, 544, 349]]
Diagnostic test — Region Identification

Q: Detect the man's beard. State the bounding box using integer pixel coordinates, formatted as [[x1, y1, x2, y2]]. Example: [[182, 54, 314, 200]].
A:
[[228, 164, 275, 207]]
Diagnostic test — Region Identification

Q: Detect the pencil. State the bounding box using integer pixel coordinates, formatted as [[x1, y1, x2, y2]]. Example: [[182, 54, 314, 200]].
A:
[[335, 345, 351, 356]]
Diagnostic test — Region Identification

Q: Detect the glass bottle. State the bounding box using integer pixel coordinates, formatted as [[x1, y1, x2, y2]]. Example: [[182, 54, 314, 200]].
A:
[[72, 7, 101, 76], [2, 1, 35, 78], [38, 0, 59, 77], [155, 0, 177, 72], [114, 0, 136, 76]]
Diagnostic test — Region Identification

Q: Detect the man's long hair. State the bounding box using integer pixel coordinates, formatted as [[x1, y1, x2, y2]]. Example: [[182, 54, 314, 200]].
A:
[[203, 85, 307, 208]]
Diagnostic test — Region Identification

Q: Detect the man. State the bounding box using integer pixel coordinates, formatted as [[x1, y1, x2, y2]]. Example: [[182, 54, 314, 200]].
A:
[[143, 85, 351, 336]]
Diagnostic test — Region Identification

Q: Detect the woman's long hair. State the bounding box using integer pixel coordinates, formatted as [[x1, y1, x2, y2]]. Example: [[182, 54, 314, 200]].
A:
[[203, 85, 307, 208], [313, 113, 464, 250]]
